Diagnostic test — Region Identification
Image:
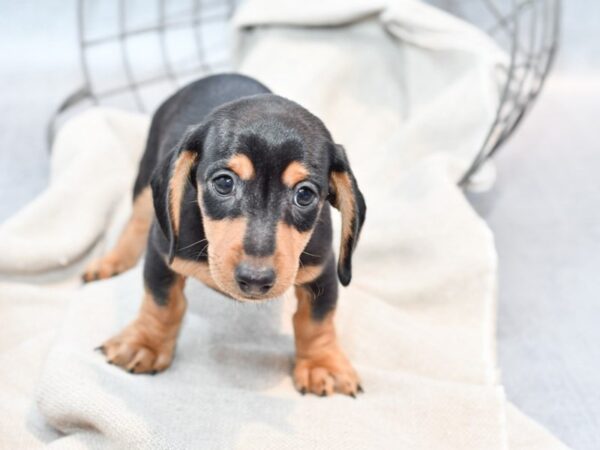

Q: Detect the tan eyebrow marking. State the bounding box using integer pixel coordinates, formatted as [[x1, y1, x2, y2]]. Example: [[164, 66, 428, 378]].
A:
[[228, 154, 255, 180], [282, 161, 309, 188]]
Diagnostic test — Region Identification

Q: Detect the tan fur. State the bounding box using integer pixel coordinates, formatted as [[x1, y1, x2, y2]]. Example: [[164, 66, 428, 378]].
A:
[[294, 263, 324, 285], [273, 222, 313, 294], [201, 217, 248, 298], [330, 171, 355, 264], [281, 161, 309, 188], [83, 187, 154, 282], [228, 154, 255, 180], [171, 257, 221, 292], [292, 286, 360, 396], [100, 277, 187, 373], [170, 150, 197, 237]]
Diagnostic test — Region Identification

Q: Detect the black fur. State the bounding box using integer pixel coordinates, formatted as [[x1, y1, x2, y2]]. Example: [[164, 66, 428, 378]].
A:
[[302, 253, 339, 320], [143, 231, 178, 306]]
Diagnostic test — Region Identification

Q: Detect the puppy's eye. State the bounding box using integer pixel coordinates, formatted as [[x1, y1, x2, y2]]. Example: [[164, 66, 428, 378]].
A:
[[212, 174, 235, 195], [294, 185, 317, 207]]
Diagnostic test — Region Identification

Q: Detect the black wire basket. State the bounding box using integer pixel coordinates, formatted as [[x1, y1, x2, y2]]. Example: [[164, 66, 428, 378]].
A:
[[50, 0, 561, 184]]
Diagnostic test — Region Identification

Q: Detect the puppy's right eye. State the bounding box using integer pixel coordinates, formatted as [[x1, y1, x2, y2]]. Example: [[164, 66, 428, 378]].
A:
[[212, 174, 235, 195]]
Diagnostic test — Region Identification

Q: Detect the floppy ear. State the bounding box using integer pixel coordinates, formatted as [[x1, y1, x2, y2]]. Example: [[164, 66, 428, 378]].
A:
[[328, 144, 366, 286], [150, 127, 205, 264]]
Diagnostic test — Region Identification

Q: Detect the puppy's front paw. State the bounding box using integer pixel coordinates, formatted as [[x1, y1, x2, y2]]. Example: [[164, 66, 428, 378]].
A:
[[82, 253, 128, 282], [293, 349, 362, 397], [98, 323, 176, 374]]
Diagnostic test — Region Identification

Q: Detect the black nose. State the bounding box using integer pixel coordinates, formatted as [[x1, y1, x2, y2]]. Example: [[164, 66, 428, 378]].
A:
[[235, 263, 276, 296]]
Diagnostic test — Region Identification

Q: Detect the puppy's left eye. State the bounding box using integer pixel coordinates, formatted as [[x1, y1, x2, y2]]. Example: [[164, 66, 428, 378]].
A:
[[212, 173, 235, 195], [294, 184, 317, 207]]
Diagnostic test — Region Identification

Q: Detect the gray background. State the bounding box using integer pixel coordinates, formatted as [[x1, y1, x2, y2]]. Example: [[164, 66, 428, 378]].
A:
[[0, 1, 598, 448]]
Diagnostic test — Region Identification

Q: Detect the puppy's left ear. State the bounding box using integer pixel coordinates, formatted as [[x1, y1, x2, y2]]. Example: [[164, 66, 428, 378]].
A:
[[150, 126, 206, 263], [328, 144, 366, 286]]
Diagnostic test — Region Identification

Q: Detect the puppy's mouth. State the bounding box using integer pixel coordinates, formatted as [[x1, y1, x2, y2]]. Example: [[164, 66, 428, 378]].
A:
[[226, 276, 290, 303], [220, 283, 287, 303], [233, 292, 278, 302]]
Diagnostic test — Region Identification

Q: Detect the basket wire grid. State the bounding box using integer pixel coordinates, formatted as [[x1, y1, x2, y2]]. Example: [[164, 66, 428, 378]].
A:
[[50, 0, 561, 184]]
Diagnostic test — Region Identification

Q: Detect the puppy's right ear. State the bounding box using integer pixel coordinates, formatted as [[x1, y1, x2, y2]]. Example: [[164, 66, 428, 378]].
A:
[[150, 126, 206, 263]]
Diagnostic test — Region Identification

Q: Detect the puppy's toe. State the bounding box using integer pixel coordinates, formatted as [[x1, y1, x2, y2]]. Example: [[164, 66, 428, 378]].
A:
[[293, 352, 361, 398], [309, 367, 335, 397], [126, 347, 156, 374], [99, 324, 175, 375], [82, 253, 127, 283], [293, 364, 310, 394], [334, 372, 361, 398]]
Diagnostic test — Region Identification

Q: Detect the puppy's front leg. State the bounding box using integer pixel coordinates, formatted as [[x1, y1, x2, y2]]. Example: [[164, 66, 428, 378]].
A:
[[293, 256, 361, 397], [99, 242, 186, 374]]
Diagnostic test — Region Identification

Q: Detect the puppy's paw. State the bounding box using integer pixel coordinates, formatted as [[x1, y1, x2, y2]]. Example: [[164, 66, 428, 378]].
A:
[[98, 323, 176, 374], [293, 349, 362, 397], [82, 253, 129, 282]]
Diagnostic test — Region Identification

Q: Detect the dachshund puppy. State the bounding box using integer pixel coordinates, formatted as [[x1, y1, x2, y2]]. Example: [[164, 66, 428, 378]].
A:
[[83, 74, 366, 397]]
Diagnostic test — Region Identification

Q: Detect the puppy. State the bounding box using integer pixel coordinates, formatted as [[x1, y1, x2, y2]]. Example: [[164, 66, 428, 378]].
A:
[[83, 74, 366, 397]]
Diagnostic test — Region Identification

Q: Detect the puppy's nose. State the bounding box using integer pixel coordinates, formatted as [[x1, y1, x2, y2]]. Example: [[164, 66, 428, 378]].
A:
[[235, 263, 275, 296]]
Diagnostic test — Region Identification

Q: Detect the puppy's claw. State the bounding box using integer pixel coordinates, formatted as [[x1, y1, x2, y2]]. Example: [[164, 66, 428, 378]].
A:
[[350, 392, 357, 399], [357, 384, 364, 394], [94, 345, 105, 353], [150, 370, 158, 375], [321, 390, 327, 397], [82, 273, 95, 283], [300, 387, 307, 395]]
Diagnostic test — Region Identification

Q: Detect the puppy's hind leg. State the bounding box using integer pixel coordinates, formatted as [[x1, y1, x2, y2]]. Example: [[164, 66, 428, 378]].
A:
[[83, 187, 153, 282]]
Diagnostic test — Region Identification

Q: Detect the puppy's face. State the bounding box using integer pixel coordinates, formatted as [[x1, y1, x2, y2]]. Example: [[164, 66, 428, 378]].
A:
[[154, 95, 365, 301], [198, 150, 324, 300]]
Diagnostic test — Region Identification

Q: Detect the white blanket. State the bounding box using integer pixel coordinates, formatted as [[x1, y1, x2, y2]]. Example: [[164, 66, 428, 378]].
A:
[[0, 0, 567, 448]]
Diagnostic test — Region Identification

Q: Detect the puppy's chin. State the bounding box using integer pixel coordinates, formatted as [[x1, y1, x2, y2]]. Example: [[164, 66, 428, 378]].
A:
[[231, 292, 279, 303], [218, 282, 291, 303]]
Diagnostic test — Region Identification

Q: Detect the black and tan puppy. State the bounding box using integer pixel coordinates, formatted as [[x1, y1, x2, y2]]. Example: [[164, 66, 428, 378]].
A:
[[83, 74, 366, 397]]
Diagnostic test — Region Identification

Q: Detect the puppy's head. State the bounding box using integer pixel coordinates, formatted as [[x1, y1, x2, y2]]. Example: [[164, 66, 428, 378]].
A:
[[152, 94, 365, 301]]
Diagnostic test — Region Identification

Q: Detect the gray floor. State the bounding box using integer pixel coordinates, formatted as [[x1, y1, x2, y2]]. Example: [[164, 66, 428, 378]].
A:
[[0, 1, 598, 449], [469, 4, 600, 448]]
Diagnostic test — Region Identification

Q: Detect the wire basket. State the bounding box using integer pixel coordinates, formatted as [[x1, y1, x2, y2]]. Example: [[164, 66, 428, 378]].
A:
[[50, 0, 561, 184]]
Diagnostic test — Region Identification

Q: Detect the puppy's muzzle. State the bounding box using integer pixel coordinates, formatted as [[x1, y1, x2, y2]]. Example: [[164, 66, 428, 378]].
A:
[[234, 262, 276, 297]]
